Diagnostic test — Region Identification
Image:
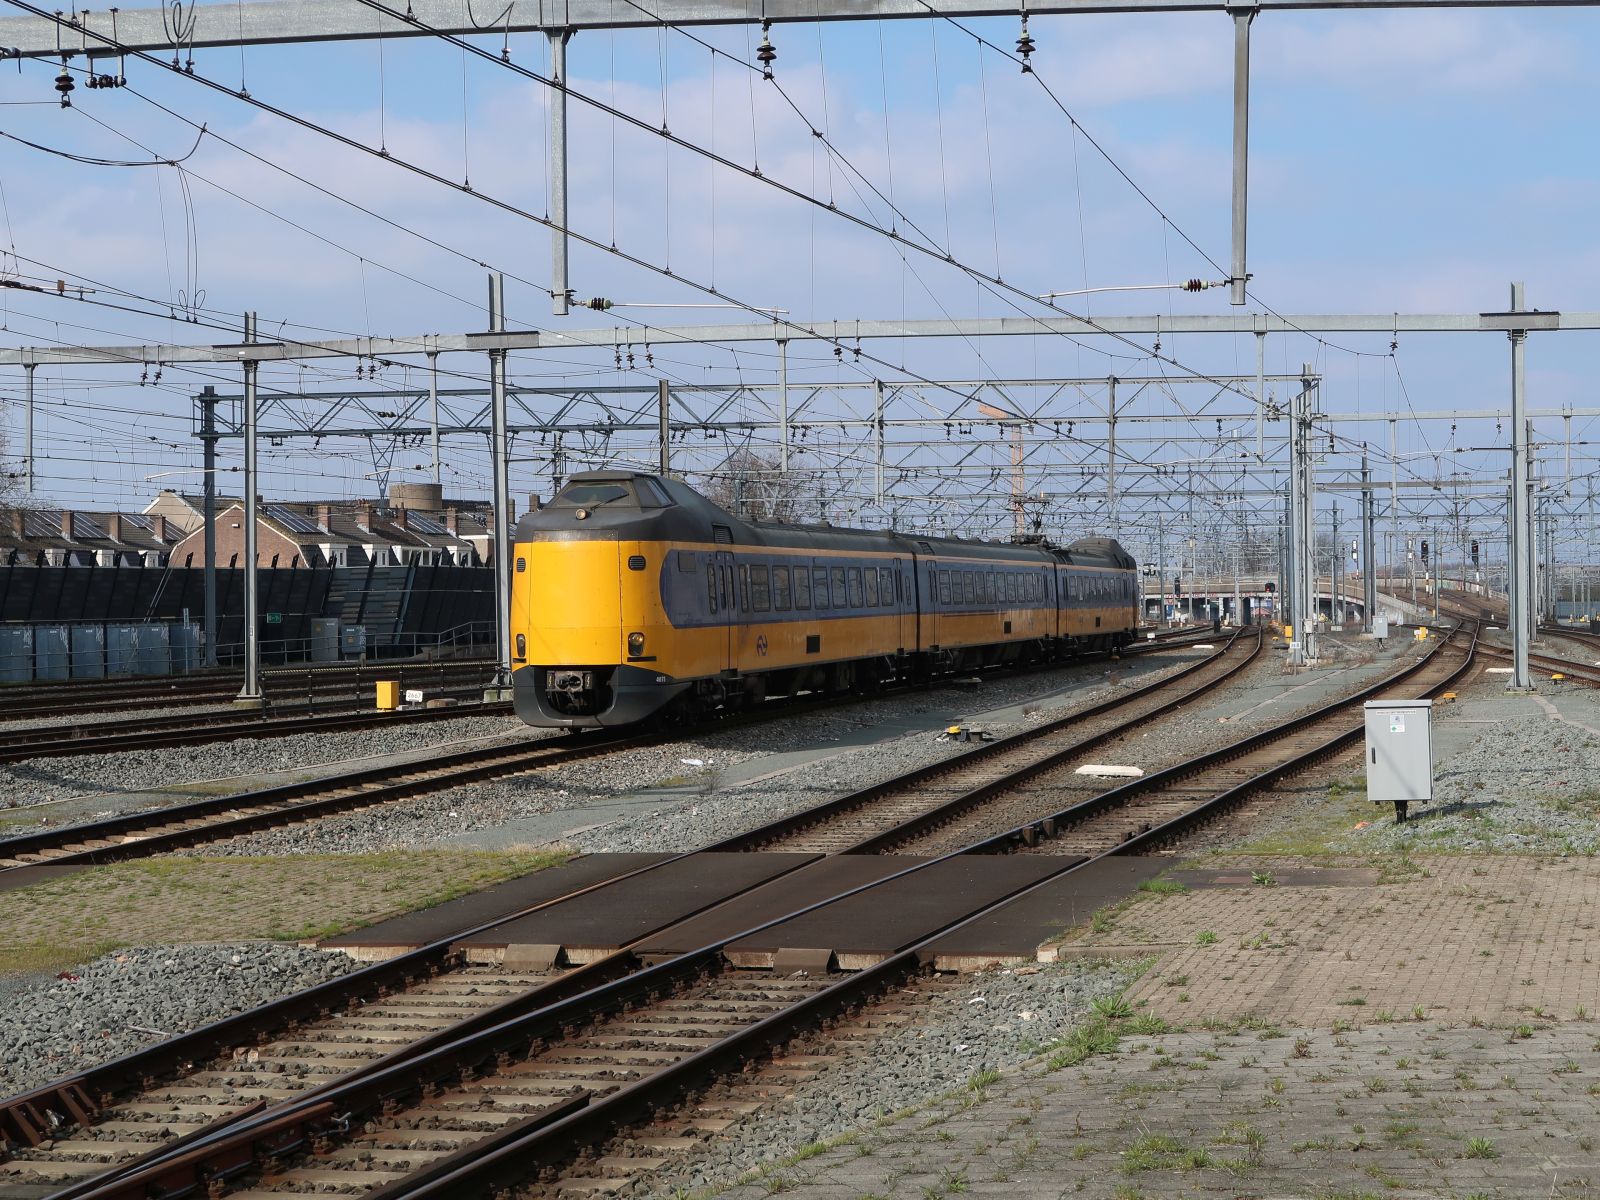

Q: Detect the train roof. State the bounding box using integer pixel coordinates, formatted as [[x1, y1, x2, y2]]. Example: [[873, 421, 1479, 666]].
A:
[[517, 471, 1136, 568]]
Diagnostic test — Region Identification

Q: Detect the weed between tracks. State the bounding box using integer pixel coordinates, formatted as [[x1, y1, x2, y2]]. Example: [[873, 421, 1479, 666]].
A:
[[0, 848, 569, 973]]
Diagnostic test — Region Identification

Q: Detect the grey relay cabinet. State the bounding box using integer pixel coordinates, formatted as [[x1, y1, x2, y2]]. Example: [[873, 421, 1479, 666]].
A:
[[1363, 699, 1434, 807]]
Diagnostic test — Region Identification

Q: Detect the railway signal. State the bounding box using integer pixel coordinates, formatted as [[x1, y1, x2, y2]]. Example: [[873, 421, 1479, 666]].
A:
[[1471, 540, 1480, 566], [1420, 539, 1430, 565]]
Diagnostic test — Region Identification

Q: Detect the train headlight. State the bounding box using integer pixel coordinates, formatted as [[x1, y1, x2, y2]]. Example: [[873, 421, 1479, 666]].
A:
[[628, 632, 646, 656], [515, 633, 526, 660]]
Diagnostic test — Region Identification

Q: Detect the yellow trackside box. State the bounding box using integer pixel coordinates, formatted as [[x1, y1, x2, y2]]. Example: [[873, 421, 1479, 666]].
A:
[[376, 680, 401, 710]]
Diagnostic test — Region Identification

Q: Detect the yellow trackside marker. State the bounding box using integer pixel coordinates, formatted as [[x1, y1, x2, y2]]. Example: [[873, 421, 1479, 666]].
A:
[[1440, 691, 1457, 703], [1552, 673, 1566, 684], [376, 680, 401, 710]]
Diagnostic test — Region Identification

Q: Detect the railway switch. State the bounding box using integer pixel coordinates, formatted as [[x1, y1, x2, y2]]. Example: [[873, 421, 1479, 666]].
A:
[[1363, 699, 1433, 824]]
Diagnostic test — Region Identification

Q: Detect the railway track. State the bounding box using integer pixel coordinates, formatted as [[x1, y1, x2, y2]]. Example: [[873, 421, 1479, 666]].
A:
[[958, 620, 1477, 859], [1477, 641, 1600, 686], [0, 662, 495, 723], [0, 630, 1217, 880], [716, 627, 1263, 855], [0, 732, 653, 880], [0, 695, 511, 766], [0, 625, 1480, 1200]]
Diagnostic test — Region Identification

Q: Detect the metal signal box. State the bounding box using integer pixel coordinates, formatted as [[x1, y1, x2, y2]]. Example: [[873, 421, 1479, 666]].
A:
[[1363, 699, 1434, 803]]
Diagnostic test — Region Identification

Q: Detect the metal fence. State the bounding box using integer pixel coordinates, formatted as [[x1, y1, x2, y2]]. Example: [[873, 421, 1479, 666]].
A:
[[0, 563, 495, 681]]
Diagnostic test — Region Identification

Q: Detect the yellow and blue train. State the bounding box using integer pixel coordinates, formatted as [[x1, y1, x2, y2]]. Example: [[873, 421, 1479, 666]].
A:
[[511, 470, 1140, 728]]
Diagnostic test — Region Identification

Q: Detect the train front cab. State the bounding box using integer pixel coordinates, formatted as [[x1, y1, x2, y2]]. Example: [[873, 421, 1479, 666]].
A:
[[511, 474, 713, 728]]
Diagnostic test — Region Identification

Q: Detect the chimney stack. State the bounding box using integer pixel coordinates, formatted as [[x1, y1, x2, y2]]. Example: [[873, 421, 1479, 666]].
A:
[[444, 507, 459, 536], [108, 513, 124, 543], [10, 510, 24, 538], [60, 511, 75, 540], [316, 504, 333, 533]]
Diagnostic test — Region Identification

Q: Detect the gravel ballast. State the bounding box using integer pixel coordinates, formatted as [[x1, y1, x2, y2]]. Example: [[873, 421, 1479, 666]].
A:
[[634, 959, 1143, 1199], [0, 943, 360, 1099], [183, 650, 1223, 857], [1341, 704, 1600, 854], [0, 714, 528, 813], [183, 638, 1424, 858]]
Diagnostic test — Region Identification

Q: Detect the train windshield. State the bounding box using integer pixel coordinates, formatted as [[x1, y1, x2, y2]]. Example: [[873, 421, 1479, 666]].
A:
[[551, 480, 635, 508], [549, 477, 674, 509]]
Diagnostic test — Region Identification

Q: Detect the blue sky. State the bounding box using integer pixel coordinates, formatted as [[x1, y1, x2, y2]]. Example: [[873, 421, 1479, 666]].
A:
[[0, 3, 1597, 553]]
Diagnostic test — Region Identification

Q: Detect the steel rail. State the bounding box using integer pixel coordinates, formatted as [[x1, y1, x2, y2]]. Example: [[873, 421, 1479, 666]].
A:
[[0, 629, 1216, 1148], [1476, 642, 1600, 686], [0, 695, 509, 764], [0, 633, 1210, 879], [31, 627, 1438, 1200], [55, 819, 1081, 1200], [961, 622, 1478, 856], [710, 627, 1259, 853], [0, 661, 495, 721], [0, 731, 649, 878], [364, 633, 1485, 1200]]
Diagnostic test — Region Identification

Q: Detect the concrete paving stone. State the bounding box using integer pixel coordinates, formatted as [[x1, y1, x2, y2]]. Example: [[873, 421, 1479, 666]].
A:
[[1061, 854, 1600, 1028]]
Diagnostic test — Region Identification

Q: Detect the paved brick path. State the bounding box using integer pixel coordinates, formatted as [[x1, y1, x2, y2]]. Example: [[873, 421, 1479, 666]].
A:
[[1069, 857, 1600, 1028], [720, 1022, 1598, 1200], [716, 856, 1600, 1200]]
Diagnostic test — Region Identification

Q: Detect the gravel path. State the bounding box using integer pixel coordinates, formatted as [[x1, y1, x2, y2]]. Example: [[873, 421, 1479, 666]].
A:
[[184, 651, 1218, 857], [632, 959, 1143, 1200], [0, 944, 359, 1099], [0, 715, 527, 812]]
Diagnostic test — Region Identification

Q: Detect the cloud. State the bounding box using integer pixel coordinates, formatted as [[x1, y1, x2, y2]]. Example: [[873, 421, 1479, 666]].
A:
[[1263, 11, 1571, 92]]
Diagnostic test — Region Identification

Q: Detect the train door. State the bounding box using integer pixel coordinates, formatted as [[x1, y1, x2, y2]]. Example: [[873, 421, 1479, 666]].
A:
[[714, 549, 736, 672], [892, 557, 912, 654], [921, 556, 939, 650]]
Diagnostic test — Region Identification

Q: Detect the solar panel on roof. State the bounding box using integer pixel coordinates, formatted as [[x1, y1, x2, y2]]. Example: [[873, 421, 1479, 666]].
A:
[[265, 504, 325, 535], [23, 511, 59, 539], [403, 512, 450, 536], [72, 515, 107, 539], [123, 514, 154, 531]]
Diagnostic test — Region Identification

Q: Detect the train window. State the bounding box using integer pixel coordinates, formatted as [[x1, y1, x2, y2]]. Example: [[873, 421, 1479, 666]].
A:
[[706, 565, 718, 614], [832, 566, 848, 610], [988, 572, 999, 604], [773, 566, 792, 611], [636, 477, 673, 506], [677, 551, 697, 573], [794, 567, 811, 610], [847, 567, 865, 609], [880, 567, 895, 606], [893, 568, 903, 602], [750, 565, 772, 612], [551, 480, 631, 507], [738, 564, 750, 611], [1005, 575, 1017, 604], [963, 573, 977, 605], [864, 567, 879, 608], [938, 570, 952, 606], [813, 566, 830, 609]]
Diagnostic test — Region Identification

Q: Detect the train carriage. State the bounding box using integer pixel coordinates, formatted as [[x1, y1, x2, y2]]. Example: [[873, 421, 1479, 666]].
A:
[[511, 470, 1140, 728]]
